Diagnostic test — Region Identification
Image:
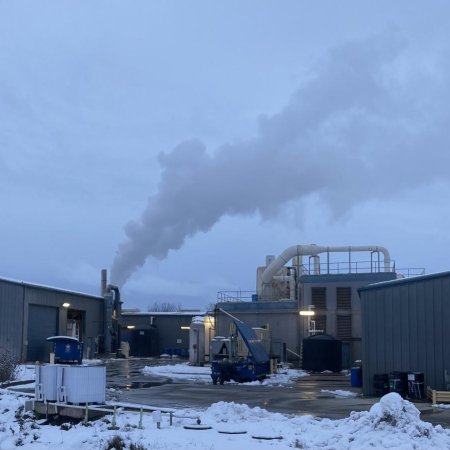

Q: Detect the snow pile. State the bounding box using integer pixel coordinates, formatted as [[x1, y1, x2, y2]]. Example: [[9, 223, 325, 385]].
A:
[[321, 389, 359, 398], [142, 363, 307, 385], [1, 390, 450, 449], [142, 363, 211, 382], [314, 393, 445, 449]]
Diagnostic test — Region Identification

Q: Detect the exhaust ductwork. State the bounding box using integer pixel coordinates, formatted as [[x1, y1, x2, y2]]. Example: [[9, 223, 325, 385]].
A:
[[261, 245, 391, 284]]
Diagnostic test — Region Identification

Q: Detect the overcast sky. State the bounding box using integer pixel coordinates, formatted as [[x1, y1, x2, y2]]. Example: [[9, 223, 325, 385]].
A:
[[1, 1, 450, 311]]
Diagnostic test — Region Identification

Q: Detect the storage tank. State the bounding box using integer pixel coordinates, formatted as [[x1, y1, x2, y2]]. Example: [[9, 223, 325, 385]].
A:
[[189, 316, 205, 365]]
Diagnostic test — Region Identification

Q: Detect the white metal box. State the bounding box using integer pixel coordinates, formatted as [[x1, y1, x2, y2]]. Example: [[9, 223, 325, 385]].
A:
[[58, 365, 106, 404], [35, 365, 63, 401]]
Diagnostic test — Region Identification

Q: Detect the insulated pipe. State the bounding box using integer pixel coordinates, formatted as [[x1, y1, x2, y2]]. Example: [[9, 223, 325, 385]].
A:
[[261, 245, 391, 284], [273, 275, 296, 301]]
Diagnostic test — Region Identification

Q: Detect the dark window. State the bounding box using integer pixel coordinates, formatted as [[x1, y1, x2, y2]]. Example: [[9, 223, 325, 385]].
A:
[[311, 287, 326, 310], [337, 314, 352, 340], [336, 287, 352, 309]]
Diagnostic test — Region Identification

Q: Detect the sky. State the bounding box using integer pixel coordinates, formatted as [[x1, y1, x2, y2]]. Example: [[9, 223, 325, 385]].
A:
[[1, 1, 450, 311]]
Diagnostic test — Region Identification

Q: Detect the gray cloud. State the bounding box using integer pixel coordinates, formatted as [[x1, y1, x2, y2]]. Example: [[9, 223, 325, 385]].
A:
[[111, 32, 450, 286]]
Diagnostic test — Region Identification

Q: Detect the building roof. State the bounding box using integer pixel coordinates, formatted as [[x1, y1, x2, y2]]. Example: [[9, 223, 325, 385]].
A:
[[121, 311, 205, 316], [0, 275, 104, 300], [358, 270, 450, 292]]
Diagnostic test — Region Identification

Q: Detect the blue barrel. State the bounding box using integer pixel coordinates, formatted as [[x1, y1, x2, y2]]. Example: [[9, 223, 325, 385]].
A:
[[351, 367, 362, 387]]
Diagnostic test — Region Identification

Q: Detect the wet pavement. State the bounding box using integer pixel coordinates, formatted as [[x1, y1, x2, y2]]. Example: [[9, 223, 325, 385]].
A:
[[105, 358, 450, 428]]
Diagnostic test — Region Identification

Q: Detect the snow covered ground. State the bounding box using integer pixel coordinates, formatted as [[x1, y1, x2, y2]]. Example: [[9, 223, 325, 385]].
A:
[[2, 364, 450, 449], [1, 389, 450, 449]]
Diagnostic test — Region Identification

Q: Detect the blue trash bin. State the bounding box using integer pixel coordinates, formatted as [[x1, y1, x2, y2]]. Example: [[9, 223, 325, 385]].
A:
[[351, 367, 362, 387], [46, 336, 83, 364]]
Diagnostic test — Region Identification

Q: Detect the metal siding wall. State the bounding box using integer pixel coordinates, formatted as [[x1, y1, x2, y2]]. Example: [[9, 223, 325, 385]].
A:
[[362, 273, 450, 394], [0, 280, 24, 360], [24, 286, 103, 360], [215, 310, 299, 356], [408, 283, 418, 371], [443, 279, 450, 387], [424, 281, 435, 386], [375, 289, 386, 374], [154, 316, 193, 353], [382, 289, 391, 369], [121, 315, 156, 329], [399, 285, 410, 370]]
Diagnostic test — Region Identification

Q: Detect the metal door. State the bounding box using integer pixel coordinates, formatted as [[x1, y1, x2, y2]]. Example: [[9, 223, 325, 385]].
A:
[[27, 304, 58, 362]]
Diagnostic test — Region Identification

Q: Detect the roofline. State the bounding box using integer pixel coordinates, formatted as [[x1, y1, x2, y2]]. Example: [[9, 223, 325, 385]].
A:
[[122, 311, 206, 316], [358, 270, 450, 292], [0, 276, 104, 300]]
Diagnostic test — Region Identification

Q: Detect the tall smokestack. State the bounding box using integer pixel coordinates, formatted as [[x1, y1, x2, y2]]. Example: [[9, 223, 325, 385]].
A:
[[101, 269, 108, 296]]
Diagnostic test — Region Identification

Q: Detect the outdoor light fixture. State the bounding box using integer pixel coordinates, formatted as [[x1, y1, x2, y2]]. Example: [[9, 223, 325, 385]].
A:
[[299, 310, 315, 316], [62, 302, 70, 308], [126, 325, 136, 329], [180, 326, 190, 330]]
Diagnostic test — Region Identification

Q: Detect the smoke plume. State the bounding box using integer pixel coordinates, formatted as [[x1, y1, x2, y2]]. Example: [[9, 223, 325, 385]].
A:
[[111, 33, 450, 286]]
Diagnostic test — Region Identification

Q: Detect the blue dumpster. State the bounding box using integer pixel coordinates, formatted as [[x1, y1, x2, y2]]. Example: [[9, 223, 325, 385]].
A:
[[351, 367, 362, 387], [46, 336, 83, 364]]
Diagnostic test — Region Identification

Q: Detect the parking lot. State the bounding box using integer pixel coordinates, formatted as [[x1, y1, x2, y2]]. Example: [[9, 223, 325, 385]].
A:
[[105, 358, 450, 428]]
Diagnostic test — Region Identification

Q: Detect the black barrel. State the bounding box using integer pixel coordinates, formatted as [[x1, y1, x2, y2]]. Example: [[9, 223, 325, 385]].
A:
[[407, 372, 425, 400], [389, 371, 408, 398], [373, 373, 389, 396]]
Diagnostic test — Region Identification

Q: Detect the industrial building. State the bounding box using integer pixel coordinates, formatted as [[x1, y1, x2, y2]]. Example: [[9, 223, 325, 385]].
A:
[[0, 272, 205, 363], [120, 311, 205, 358], [360, 271, 450, 394], [0, 276, 105, 362], [215, 244, 400, 368]]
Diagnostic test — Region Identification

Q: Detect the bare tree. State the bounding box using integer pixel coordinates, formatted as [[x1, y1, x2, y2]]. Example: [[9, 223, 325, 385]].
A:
[[147, 302, 181, 312]]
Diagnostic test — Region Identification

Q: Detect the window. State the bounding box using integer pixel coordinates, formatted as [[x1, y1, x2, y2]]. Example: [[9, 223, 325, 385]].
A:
[[337, 314, 352, 340], [311, 287, 326, 310], [336, 287, 352, 309]]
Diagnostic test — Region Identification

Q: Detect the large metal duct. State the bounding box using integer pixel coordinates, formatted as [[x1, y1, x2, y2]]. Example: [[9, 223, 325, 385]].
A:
[[261, 245, 391, 284]]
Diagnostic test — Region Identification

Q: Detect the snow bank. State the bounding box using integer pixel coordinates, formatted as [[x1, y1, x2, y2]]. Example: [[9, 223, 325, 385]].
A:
[[1, 390, 449, 449]]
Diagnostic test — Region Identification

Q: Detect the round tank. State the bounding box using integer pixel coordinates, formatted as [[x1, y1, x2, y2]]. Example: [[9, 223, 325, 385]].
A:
[[189, 316, 205, 365]]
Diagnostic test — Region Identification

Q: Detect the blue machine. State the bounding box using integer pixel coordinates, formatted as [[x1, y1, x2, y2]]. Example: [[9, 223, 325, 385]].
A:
[[211, 320, 270, 384], [46, 336, 83, 364]]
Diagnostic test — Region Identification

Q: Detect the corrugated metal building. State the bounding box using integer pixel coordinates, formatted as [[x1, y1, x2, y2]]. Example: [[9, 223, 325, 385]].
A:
[[120, 311, 201, 357], [0, 277, 104, 362], [359, 272, 450, 394]]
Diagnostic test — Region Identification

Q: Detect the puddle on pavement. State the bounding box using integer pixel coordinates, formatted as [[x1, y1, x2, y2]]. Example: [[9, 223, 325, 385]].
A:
[[125, 380, 173, 389]]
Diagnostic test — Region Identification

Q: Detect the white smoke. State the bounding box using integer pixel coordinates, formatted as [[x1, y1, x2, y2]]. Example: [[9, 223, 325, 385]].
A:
[[111, 32, 450, 286]]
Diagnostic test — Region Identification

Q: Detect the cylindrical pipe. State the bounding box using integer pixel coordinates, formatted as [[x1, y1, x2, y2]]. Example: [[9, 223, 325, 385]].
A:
[[261, 244, 391, 284]]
